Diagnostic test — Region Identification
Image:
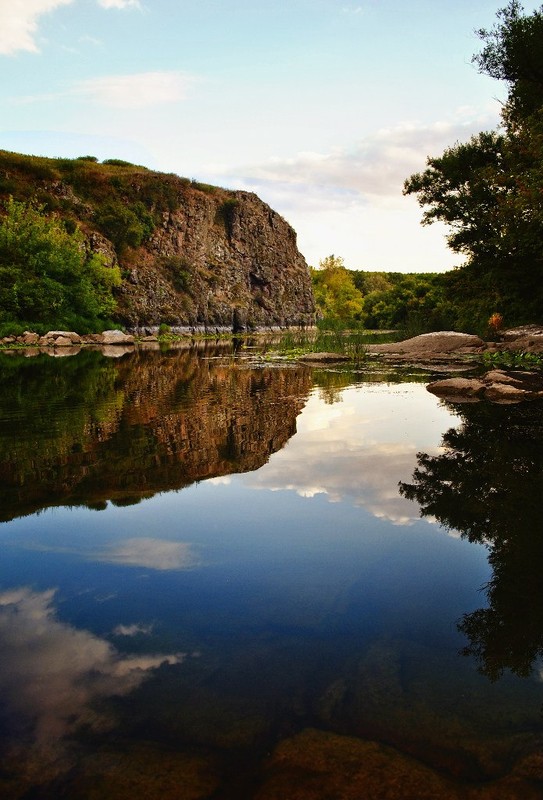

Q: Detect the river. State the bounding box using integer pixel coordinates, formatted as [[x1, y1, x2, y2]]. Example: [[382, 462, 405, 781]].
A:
[[0, 343, 541, 799]]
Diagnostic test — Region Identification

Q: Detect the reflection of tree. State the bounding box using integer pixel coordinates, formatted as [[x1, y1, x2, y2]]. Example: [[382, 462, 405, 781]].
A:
[[399, 401, 543, 681]]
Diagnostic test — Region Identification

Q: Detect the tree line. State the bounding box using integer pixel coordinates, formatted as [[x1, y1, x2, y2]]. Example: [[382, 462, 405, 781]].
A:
[[314, 2, 543, 334]]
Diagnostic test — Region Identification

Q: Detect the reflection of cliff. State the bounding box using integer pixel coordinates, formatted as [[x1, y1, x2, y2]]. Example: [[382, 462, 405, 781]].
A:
[[399, 401, 543, 681], [0, 350, 311, 522]]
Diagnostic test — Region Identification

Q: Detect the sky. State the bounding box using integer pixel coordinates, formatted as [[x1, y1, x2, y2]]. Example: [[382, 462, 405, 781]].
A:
[[0, 0, 518, 272]]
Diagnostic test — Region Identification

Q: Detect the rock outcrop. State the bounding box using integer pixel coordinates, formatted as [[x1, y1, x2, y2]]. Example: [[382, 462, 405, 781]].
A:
[[127, 188, 316, 331], [0, 151, 316, 331]]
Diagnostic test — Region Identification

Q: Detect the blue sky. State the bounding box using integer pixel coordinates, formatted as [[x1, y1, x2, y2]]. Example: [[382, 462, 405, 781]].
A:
[[0, 1, 516, 271]]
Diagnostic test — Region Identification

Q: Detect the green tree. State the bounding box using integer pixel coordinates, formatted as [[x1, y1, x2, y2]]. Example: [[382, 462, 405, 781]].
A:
[[404, 2, 543, 328], [95, 199, 147, 255], [310, 255, 364, 323], [0, 198, 121, 331]]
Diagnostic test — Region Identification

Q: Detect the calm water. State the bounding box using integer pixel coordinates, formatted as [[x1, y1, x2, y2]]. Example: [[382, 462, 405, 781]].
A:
[[0, 344, 542, 799]]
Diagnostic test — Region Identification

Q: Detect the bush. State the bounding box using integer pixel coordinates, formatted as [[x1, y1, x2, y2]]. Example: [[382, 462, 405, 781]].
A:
[[0, 198, 121, 331]]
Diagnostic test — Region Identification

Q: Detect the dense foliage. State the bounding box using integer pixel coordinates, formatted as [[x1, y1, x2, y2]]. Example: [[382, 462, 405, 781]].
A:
[[310, 256, 454, 333], [0, 198, 121, 333], [405, 1, 543, 330]]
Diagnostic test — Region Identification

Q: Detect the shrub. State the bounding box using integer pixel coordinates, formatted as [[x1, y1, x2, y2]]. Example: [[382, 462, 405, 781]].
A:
[[0, 198, 121, 331]]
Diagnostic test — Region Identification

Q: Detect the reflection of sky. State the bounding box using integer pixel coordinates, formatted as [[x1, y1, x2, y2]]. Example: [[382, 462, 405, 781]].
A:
[[243, 383, 460, 525], [0, 588, 184, 761]]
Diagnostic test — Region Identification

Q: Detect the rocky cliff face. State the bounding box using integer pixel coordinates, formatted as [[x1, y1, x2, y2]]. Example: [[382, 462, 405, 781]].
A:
[[125, 189, 316, 331], [0, 151, 316, 330]]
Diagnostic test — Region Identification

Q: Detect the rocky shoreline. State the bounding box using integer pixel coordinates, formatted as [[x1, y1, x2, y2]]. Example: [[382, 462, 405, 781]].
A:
[[362, 328, 543, 403], [2, 326, 543, 402]]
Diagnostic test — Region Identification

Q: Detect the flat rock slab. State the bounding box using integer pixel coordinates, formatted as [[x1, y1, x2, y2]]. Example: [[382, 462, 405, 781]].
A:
[[428, 369, 543, 403], [369, 331, 485, 357], [297, 352, 351, 363]]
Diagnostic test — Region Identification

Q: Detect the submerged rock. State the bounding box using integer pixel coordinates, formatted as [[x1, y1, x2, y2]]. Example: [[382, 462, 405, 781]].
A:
[[255, 728, 542, 800]]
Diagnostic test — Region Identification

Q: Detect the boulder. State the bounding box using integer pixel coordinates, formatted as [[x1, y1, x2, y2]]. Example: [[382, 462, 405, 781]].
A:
[[428, 369, 543, 403], [21, 331, 40, 345], [101, 329, 135, 345], [40, 330, 82, 346], [501, 334, 543, 353], [426, 377, 486, 399]]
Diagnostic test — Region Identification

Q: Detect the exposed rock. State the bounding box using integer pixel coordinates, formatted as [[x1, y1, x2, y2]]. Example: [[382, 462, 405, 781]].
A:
[[297, 351, 351, 363], [101, 329, 135, 345], [0, 151, 316, 332], [21, 331, 40, 345], [501, 325, 543, 340], [369, 331, 485, 360], [425, 377, 487, 400], [117, 188, 316, 330], [498, 334, 543, 353], [428, 369, 543, 403], [80, 333, 105, 344], [40, 331, 82, 346]]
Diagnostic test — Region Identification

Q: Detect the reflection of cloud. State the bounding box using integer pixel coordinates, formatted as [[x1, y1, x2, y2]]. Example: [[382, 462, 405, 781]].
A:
[[0, 588, 183, 760], [112, 622, 154, 636], [96, 537, 200, 570], [245, 386, 457, 526]]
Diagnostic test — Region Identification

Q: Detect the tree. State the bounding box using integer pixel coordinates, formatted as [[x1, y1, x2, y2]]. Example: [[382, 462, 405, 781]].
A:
[[310, 255, 364, 323], [0, 198, 121, 331], [473, 0, 543, 123], [405, 2, 543, 328]]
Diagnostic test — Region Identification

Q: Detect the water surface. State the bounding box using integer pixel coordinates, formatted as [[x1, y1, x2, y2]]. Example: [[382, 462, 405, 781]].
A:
[[0, 345, 541, 799]]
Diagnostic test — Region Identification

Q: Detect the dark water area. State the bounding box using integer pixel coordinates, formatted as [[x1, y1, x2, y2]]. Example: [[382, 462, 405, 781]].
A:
[[0, 344, 542, 799]]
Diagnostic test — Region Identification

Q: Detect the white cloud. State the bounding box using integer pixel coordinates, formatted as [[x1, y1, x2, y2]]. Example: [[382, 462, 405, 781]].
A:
[[98, 0, 140, 8], [227, 113, 500, 202], [0, 587, 184, 769], [205, 109, 500, 271], [0, 0, 74, 55], [74, 71, 195, 109]]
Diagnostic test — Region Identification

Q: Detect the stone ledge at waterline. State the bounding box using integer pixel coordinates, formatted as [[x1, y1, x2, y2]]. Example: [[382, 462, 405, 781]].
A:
[[0, 329, 136, 347]]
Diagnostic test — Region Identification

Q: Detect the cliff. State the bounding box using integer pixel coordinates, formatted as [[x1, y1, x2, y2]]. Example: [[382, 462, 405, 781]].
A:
[[0, 151, 315, 331]]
